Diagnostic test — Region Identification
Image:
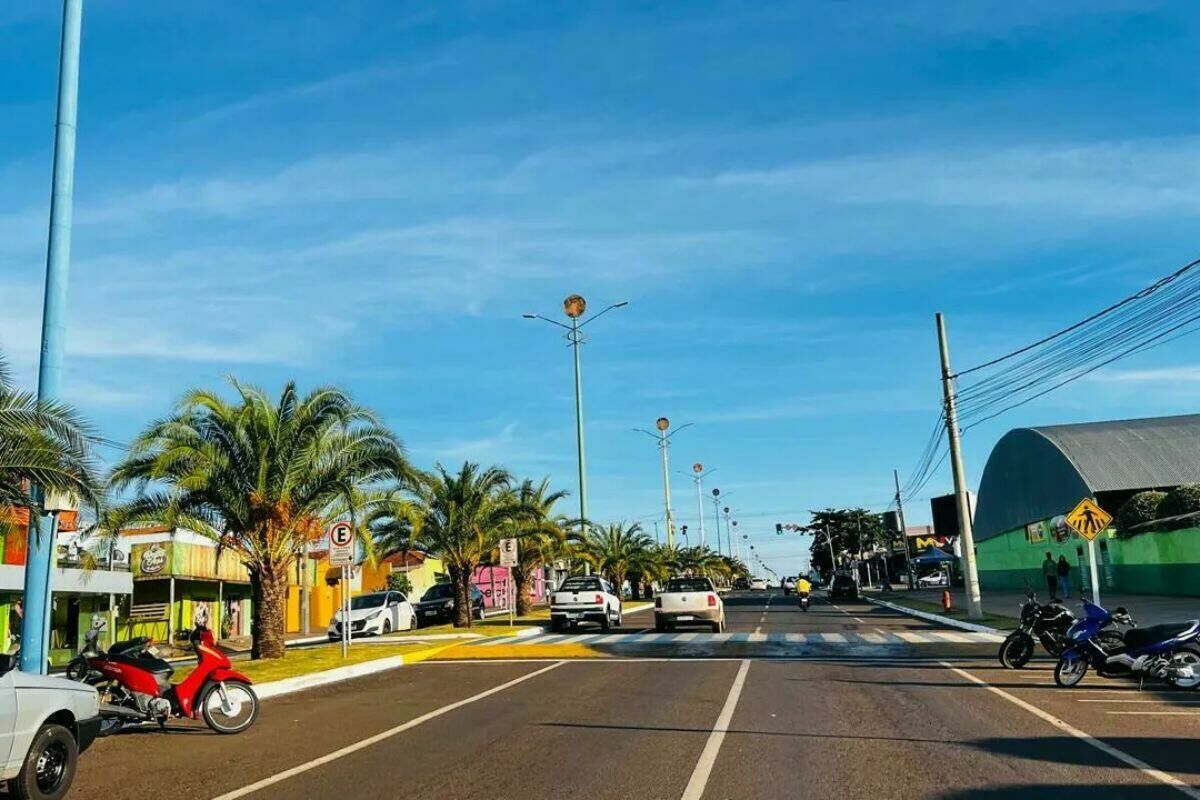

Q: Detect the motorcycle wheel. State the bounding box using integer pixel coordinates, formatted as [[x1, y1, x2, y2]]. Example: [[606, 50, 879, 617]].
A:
[[64, 656, 89, 682], [200, 681, 259, 734], [999, 633, 1035, 669], [1167, 645, 1200, 690], [1054, 655, 1089, 688]]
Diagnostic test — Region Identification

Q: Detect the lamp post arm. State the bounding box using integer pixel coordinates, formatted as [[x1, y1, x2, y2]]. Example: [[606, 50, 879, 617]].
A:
[[577, 300, 629, 329]]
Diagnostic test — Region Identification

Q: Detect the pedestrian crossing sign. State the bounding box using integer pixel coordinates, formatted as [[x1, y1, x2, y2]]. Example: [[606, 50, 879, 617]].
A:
[[1065, 497, 1111, 541]]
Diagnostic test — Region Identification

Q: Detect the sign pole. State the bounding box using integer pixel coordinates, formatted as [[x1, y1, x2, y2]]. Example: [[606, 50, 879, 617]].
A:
[[1087, 539, 1101, 606], [509, 573, 514, 627]]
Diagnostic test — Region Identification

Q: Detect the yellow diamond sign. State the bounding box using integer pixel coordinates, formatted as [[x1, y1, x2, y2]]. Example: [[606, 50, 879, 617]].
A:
[[1065, 497, 1112, 541]]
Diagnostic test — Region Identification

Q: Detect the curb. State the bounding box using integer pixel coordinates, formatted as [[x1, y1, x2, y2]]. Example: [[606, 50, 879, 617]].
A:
[[254, 643, 455, 701], [866, 596, 1003, 634]]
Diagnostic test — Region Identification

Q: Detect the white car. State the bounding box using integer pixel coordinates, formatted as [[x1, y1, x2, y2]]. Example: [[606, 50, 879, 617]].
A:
[[782, 577, 797, 595], [918, 572, 950, 588], [655, 576, 725, 632], [550, 575, 622, 631], [750, 578, 768, 591], [1, 655, 101, 799], [328, 590, 416, 641]]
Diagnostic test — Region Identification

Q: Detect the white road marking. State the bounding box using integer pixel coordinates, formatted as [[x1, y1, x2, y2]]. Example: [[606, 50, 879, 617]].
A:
[[941, 662, 1200, 799], [894, 631, 931, 643], [681, 659, 752, 800], [1107, 711, 1200, 716], [748, 632, 768, 642], [593, 633, 629, 644], [753, 626, 763, 635], [784, 633, 806, 643], [858, 633, 888, 644], [930, 631, 974, 643], [673, 633, 700, 642], [211, 661, 566, 800], [820, 633, 847, 643], [1079, 699, 1200, 705], [558, 634, 600, 645]]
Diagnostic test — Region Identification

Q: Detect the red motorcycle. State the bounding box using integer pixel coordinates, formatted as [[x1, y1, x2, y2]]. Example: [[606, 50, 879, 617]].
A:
[[68, 624, 258, 735]]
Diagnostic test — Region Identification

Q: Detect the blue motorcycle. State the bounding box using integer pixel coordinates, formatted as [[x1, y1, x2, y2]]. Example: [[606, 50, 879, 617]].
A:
[[1055, 599, 1200, 689]]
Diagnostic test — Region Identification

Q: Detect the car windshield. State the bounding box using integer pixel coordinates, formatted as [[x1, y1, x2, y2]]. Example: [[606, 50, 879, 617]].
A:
[[350, 593, 387, 610], [834, 576, 854, 587], [421, 584, 452, 601], [666, 578, 712, 593], [559, 577, 601, 592]]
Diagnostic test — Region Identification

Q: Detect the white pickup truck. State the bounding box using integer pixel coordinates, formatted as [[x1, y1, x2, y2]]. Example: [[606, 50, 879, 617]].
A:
[[1, 654, 101, 799], [550, 576, 623, 631], [655, 576, 725, 633]]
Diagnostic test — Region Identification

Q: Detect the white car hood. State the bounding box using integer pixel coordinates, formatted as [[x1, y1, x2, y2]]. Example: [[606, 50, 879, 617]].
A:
[[334, 605, 388, 624], [10, 669, 97, 697]]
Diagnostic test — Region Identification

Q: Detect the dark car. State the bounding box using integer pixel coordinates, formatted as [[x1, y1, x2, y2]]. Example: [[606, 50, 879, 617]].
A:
[[415, 583, 485, 625], [828, 574, 859, 601], [733, 577, 750, 590]]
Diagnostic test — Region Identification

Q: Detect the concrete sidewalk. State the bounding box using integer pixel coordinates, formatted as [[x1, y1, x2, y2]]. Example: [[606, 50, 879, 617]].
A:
[[903, 586, 1200, 627]]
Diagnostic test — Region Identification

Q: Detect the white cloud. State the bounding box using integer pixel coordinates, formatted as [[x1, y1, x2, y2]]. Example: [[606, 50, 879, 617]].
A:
[[1090, 366, 1200, 383]]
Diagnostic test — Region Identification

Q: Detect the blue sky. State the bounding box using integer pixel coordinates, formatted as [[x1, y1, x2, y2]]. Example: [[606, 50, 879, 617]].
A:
[[4, 1, 1200, 576]]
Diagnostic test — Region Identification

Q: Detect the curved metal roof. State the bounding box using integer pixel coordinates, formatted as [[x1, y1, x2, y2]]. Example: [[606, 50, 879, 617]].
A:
[[973, 414, 1200, 541]]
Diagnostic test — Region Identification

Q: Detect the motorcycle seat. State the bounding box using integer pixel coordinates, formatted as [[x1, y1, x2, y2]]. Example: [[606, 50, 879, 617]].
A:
[[1123, 621, 1199, 651], [107, 652, 174, 677], [107, 637, 150, 657]]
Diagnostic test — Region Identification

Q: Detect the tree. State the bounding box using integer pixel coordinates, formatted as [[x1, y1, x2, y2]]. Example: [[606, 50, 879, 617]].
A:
[[108, 379, 409, 659], [403, 462, 521, 627], [804, 508, 887, 577], [0, 351, 102, 539], [570, 521, 654, 595], [493, 478, 568, 616]]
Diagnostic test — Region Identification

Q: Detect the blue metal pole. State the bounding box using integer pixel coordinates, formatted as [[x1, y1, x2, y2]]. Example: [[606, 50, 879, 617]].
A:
[[21, 0, 83, 675]]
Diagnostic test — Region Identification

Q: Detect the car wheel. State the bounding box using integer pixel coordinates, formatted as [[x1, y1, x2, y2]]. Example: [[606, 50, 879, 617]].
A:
[[11, 723, 77, 800], [600, 609, 611, 631], [711, 621, 722, 633], [382, 619, 392, 636], [613, 607, 623, 629], [655, 621, 667, 633]]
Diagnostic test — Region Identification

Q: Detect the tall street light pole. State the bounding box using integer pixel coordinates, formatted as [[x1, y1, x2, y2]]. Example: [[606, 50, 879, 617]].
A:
[[634, 419, 692, 550], [710, 489, 723, 556], [686, 464, 714, 548], [936, 312, 983, 619], [524, 296, 628, 575], [22, 0, 83, 675]]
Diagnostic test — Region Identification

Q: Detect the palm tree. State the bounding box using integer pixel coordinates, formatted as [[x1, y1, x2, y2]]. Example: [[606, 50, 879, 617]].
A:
[[671, 545, 727, 578], [570, 521, 654, 596], [0, 351, 102, 539], [108, 379, 410, 659], [404, 462, 521, 627], [492, 478, 567, 616]]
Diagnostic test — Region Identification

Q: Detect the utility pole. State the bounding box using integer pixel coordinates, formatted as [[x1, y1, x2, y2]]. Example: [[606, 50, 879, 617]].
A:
[[936, 312, 983, 619], [823, 524, 837, 579], [710, 489, 723, 556], [894, 468, 914, 590], [22, 0, 83, 675]]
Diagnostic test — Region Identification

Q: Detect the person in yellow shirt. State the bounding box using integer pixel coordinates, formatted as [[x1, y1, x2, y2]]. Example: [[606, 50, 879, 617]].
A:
[[797, 577, 812, 609]]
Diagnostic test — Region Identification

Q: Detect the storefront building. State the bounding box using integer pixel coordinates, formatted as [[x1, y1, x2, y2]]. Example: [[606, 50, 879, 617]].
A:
[[973, 414, 1200, 596], [119, 527, 252, 644], [1, 508, 133, 663]]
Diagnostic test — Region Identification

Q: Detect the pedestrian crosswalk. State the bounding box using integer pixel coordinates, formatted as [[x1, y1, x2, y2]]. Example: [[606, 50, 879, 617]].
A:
[[471, 629, 1004, 648]]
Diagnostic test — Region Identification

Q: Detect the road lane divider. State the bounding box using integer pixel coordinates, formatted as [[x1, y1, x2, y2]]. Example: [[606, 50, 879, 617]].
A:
[[940, 661, 1200, 800], [681, 659, 751, 800], [212, 661, 567, 800]]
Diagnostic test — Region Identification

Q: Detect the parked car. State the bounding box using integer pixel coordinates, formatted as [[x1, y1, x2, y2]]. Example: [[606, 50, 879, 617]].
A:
[[918, 571, 950, 588], [414, 583, 486, 626], [828, 574, 859, 601], [733, 577, 750, 590], [1, 654, 101, 799], [782, 577, 797, 595], [328, 590, 416, 641], [750, 578, 768, 591], [550, 576, 622, 631], [655, 577, 725, 632]]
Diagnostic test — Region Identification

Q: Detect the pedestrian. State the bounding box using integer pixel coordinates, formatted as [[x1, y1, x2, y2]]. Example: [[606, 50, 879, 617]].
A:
[[1057, 554, 1072, 600], [1042, 552, 1059, 600], [7, 599, 23, 652]]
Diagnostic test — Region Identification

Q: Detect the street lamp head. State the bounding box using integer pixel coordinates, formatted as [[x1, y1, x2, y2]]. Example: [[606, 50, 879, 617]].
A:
[[692, 463, 704, 474], [522, 313, 536, 319], [563, 294, 587, 319], [712, 488, 720, 497], [656, 417, 670, 432], [723, 506, 730, 514], [612, 300, 630, 309]]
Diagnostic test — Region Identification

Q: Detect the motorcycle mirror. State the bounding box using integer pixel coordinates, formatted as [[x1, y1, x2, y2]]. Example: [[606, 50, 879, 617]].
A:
[[1115, 606, 1128, 615]]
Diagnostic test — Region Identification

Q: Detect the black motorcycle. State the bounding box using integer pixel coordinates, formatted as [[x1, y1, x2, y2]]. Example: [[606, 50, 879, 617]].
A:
[[998, 591, 1125, 669]]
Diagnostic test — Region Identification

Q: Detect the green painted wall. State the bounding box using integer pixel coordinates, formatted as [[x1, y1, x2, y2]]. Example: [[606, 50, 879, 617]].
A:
[[978, 523, 1200, 596]]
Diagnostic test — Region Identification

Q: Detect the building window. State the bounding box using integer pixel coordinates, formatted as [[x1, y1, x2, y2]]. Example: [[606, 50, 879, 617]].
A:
[[1025, 522, 1045, 544]]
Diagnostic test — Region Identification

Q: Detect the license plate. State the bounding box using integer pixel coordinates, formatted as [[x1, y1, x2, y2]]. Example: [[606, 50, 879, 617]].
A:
[[424, 610, 438, 616], [677, 615, 695, 621]]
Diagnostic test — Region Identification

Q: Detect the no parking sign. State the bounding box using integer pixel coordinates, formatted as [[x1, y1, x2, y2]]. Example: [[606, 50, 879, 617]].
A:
[[328, 521, 355, 566]]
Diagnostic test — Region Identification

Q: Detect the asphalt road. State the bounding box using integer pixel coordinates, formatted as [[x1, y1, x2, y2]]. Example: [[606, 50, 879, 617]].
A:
[[70, 590, 1200, 800]]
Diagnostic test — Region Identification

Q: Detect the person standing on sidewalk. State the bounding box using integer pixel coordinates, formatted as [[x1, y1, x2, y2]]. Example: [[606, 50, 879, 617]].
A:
[[1057, 555, 1072, 600], [1042, 552, 1059, 600]]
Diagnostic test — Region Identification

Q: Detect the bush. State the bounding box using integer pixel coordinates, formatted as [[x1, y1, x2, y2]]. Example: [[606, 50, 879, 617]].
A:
[[1156, 484, 1200, 530], [386, 572, 413, 595], [1116, 491, 1167, 537]]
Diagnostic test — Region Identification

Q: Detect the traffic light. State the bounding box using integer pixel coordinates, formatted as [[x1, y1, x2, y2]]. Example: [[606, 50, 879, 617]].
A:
[[776, 523, 783, 535]]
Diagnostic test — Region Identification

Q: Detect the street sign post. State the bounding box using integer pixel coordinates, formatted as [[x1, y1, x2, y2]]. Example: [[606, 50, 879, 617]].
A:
[[499, 538, 518, 626], [1065, 498, 1113, 605], [328, 521, 355, 657]]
